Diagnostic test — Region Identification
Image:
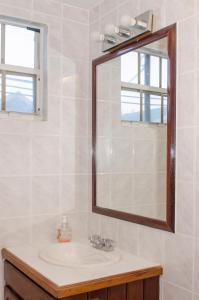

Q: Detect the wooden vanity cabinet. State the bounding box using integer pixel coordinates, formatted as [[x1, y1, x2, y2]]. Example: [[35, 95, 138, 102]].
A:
[[4, 261, 160, 300], [4, 287, 21, 300]]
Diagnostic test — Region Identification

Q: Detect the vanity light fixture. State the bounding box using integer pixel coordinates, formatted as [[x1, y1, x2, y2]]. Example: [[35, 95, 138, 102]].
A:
[[92, 10, 153, 52]]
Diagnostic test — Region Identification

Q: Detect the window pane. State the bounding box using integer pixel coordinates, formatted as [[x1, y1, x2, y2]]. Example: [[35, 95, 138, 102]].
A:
[[121, 89, 140, 121], [150, 56, 160, 87], [6, 74, 35, 113], [121, 51, 138, 84], [140, 53, 146, 85], [5, 25, 35, 68], [162, 58, 168, 89], [163, 96, 167, 124], [143, 93, 161, 123]]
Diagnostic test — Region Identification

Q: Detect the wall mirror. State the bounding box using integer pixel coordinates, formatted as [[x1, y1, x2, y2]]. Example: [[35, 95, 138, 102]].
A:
[[92, 24, 176, 232]]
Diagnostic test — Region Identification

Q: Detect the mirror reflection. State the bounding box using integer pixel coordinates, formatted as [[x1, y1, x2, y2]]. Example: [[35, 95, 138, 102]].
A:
[[96, 37, 168, 221]]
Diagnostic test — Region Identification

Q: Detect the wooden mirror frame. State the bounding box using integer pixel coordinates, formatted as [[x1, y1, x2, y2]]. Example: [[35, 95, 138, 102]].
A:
[[92, 24, 176, 232]]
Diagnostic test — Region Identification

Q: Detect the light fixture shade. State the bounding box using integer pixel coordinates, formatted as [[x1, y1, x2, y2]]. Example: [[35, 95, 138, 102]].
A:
[[120, 15, 136, 27], [120, 15, 131, 27]]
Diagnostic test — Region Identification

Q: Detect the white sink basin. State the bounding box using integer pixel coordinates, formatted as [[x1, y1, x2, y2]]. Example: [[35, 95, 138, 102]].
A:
[[39, 242, 120, 268]]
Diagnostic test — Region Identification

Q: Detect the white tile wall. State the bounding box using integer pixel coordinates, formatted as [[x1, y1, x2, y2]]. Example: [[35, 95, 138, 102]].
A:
[[63, 4, 89, 24], [0, 2, 90, 299], [89, 0, 199, 299]]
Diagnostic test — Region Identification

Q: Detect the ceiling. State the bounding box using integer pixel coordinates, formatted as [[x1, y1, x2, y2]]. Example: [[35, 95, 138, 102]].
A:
[[63, 0, 102, 9]]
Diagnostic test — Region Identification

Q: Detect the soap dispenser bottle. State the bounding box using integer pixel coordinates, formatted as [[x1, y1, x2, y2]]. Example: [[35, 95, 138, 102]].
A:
[[57, 215, 72, 243]]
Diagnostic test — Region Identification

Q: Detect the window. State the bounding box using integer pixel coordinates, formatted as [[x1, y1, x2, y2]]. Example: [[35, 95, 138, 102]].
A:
[[0, 16, 47, 117], [121, 90, 140, 122], [121, 38, 168, 124]]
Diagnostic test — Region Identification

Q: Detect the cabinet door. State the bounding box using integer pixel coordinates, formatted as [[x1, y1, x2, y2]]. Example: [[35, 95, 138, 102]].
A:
[[108, 285, 126, 300], [4, 262, 54, 300], [127, 281, 143, 300], [4, 287, 20, 300], [88, 288, 107, 300], [143, 277, 159, 300]]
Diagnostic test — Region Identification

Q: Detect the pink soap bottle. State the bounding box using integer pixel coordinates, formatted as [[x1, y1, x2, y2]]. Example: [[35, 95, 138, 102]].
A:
[[57, 215, 72, 243]]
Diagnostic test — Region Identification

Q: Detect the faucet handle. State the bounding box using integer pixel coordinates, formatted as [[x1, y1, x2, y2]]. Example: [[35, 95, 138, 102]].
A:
[[89, 234, 115, 251], [89, 234, 101, 243], [103, 239, 116, 251]]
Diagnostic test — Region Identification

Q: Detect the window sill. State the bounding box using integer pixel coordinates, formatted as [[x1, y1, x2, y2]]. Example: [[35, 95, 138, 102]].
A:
[[121, 120, 167, 127], [0, 111, 46, 121]]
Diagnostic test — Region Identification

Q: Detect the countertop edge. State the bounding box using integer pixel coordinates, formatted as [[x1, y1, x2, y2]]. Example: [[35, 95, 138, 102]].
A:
[[2, 248, 163, 299]]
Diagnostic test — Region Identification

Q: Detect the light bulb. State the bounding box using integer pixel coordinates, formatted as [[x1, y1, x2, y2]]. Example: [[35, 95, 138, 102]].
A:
[[104, 24, 116, 35], [131, 17, 136, 26], [91, 31, 105, 42], [120, 15, 131, 27], [99, 34, 105, 41], [120, 15, 137, 27]]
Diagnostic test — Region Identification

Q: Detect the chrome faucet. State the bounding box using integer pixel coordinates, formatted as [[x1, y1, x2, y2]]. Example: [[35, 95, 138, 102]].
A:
[[89, 234, 115, 252]]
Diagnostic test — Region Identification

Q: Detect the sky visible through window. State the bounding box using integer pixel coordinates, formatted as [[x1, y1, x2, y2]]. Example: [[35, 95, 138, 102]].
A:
[[0, 24, 37, 113]]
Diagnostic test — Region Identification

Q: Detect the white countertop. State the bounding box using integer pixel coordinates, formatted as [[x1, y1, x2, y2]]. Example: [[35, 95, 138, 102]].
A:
[[3, 241, 161, 287]]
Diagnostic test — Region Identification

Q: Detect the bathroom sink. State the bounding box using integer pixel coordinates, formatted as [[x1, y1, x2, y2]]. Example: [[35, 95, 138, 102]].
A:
[[39, 242, 120, 268]]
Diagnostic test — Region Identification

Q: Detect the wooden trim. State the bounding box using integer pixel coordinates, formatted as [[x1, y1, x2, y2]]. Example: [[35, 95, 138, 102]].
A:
[[92, 24, 176, 232], [166, 24, 176, 233], [2, 248, 162, 299]]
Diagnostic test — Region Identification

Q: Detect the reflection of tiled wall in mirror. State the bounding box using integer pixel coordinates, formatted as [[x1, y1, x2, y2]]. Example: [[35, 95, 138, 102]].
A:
[[96, 56, 167, 220]]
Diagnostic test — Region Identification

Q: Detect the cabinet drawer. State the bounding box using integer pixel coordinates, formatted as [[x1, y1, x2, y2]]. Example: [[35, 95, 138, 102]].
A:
[[4, 261, 54, 300], [4, 287, 21, 300]]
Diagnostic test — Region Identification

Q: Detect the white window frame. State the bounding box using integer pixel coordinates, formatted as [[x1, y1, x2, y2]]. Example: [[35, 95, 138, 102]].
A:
[[0, 15, 48, 119]]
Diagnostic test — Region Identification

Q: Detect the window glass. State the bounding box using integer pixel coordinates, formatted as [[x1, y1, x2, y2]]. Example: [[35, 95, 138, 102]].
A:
[[143, 93, 161, 123], [5, 25, 35, 68], [162, 58, 168, 89], [121, 89, 141, 122], [121, 51, 138, 84], [163, 95, 167, 123], [140, 53, 146, 85], [6, 74, 35, 113], [150, 56, 160, 87]]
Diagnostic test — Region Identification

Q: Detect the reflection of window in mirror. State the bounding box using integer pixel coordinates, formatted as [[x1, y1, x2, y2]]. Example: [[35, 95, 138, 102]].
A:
[[121, 37, 168, 125]]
